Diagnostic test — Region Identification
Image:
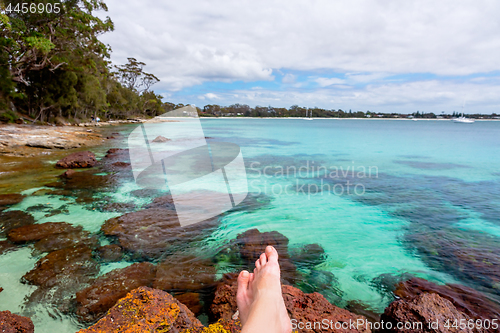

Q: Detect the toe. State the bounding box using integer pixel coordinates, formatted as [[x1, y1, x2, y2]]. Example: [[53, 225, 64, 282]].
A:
[[249, 272, 254, 283], [237, 270, 250, 290], [265, 245, 279, 263], [259, 252, 267, 266], [255, 258, 261, 269]]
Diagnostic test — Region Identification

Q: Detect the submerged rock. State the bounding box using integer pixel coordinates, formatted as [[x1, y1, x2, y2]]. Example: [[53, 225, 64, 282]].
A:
[[153, 254, 217, 291], [78, 287, 203, 333], [101, 208, 218, 259], [96, 244, 123, 262], [0, 210, 35, 237], [55, 151, 97, 168], [33, 229, 99, 253], [0, 240, 15, 255], [233, 228, 298, 284], [381, 292, 484, 333], [22, 245, 99, 288], [75, 262, 157, 323], [0, 310, 34, 333], [8, 222, 82, 243], [0, 193, 25, 207]]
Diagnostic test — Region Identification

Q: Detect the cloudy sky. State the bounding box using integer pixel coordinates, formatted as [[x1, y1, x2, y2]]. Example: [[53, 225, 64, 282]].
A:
[[97, 0, 500, 113]]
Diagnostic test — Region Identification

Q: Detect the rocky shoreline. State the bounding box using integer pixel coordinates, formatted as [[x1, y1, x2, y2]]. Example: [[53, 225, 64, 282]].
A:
[[0, 124, 105, 157]]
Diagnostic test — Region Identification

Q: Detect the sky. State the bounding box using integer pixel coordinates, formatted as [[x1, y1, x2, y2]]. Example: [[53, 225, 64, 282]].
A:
[[97, 0, 500, 114]]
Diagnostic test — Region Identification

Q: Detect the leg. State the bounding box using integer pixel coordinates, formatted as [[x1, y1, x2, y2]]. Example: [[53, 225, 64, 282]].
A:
[[236, 246, 292, 333]]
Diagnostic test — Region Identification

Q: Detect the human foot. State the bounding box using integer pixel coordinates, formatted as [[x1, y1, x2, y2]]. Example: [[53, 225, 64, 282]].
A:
[[236, 246, 292, 333]]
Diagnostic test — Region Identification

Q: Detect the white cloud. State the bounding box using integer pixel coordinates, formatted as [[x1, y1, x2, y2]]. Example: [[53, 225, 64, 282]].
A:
[[315, 77, 346, 87], [282, 74, 296, 84], [96, 0, 500, 110]]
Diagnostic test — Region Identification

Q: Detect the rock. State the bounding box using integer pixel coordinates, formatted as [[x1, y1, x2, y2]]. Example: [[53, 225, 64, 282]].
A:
[[8, 222, 82, 243], [0, 310, 34, 333], [0, 287, 2, 293], [153, 254, 217, 291], [75, 262, 157, 323], [59, 169, 76, 179], [210, 274, 239, 322], [55, 151, 96, 168], [381, 293, 484, 333], [111, 161, 130, 167], [234, 228, 298, 284], [22, 245, 99, 288], [0, 240, 16, 255], [101, 201, 136, 212], [393, 278, 500, 330], [101, 208, 218, 259], [130, 188, 163, 198], [33, 229, 99, 253], [0, 210, 35, 237], [0, 193, 25, 206], [173, 292, 203, 316], [210, 276, 371, 333], [104, 148, 129, 159], [144, 194, 175, 209], [151, 135, 170, 143], [96, 244, 123, 262], [291, 243, 327, 269], [77, 287, 203, 333]]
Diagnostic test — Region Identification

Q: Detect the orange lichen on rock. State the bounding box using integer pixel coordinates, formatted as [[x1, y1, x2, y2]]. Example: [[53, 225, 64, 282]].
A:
[[182, 319, 240, 333], [79, 287, 203, 333]]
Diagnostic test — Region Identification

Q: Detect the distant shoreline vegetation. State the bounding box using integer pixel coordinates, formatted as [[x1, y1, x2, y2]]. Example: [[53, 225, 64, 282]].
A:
[[197, 105, 500, 120]]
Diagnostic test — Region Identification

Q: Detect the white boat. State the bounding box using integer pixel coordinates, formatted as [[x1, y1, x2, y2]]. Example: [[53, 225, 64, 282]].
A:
[[303, 109, 313, 120], [453, 113, 475, 123]]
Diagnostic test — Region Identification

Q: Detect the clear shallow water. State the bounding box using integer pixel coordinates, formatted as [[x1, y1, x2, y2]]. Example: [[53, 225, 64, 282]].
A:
[[1, 119, 500, 332]]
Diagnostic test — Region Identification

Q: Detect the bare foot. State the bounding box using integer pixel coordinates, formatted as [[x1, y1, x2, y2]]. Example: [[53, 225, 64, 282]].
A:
[[236, 246, 292, 333]]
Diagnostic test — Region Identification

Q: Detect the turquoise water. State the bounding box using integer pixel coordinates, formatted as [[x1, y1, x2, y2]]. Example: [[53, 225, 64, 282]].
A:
[[1, 119, 500, 331]]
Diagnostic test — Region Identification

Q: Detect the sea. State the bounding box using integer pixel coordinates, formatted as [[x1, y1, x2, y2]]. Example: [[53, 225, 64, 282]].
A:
[[1, 118, 499, 332]]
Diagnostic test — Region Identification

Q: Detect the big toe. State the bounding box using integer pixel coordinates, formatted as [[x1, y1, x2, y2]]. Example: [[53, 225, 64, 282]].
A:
[[265, 245, 279, 262]]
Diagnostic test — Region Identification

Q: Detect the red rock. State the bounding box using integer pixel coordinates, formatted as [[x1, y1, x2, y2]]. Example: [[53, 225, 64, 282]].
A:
[[59, 169, 76, 179], [0, 240, 15, 255], [8, 222, 82, 243], [96, 244, 123, 262], [210, 276, 371, 333], [153, 254, 217, 291], [111, 161, 130, 167], [77, 287, 203, 333], [381, 293, 484, 333], [144, 194, 175, 209], [0, 193, 25, 206], [0, 310, 34, 333], [0, 210, 35, 237], [55, 151, 96, 168], [174, 292, 203, 316], [0, 287, 3, 293], [282, 284, 371, 333], [75, 262, 157, 323], [33, 229, 99, 253], [234, 228, 298, 284], [101, 208, 218, 259], [105, 148, 128, 157], [22, 245, 99, 288], [394, 278, 500, 327]]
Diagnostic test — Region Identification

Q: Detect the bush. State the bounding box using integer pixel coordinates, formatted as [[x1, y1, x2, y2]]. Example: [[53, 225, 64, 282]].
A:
[[0, 110, 18, 123]]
